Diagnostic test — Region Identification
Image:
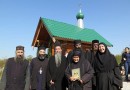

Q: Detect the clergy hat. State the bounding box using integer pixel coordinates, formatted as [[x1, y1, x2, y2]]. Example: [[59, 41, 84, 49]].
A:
[[38, 46, 46, 51], [54, 40, 61, 47], [74, 40, 81, 45], [73, 50, 81, 57], [92, 40, 99, 44], [16, 45, 24, 51]]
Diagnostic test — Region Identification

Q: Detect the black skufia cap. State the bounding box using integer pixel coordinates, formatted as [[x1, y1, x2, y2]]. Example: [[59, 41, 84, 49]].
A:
[[38, 46, 46, 51], [92, 40, 99, 44], [16, 45, 24, 51], [74, 40, 81, 45], [54, 41, 61, 47]]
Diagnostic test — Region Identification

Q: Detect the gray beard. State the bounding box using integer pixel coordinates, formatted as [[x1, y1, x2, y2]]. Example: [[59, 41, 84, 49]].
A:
[[15, 57, 24, 64], [16, 54, 24, 59], [55, 53, 62, 67], [15, 55, 24, 62]]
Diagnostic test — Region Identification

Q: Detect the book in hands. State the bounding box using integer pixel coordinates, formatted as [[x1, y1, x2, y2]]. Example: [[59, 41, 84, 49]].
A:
[[72, 68, 81, 80]]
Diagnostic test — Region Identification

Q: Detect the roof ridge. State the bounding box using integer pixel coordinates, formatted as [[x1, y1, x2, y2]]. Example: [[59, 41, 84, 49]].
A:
[[41, 17, 94, 30]]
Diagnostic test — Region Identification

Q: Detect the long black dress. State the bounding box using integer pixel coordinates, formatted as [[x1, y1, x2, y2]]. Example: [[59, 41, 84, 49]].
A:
[[46, 55, 68, 90], [65, 56, 94, 90], [94, 43, 122, 90]]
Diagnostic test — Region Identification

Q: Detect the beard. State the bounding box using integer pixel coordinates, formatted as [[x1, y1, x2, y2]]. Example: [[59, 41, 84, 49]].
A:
[[17, 55, 23, 58], [55, 52, 62, 59], [15, 55, 24, 64], [38, 54, 45, 61], [55, 52, 62, 67]]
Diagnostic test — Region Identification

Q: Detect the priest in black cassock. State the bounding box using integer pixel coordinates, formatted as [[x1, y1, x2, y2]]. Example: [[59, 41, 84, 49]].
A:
[[67, 40, 87, 64], [86, 39, 99, 65], [30, 46, 49, 90], [0, 45, 30, 90], [86, 40, 99, 90], [46, 41, 68, 90]]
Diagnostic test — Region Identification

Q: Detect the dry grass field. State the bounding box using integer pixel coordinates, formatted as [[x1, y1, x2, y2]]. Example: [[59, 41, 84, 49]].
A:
[[0, 60, 6, 79]]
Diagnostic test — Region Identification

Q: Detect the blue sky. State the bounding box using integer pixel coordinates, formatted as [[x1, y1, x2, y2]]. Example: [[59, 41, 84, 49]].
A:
[[0, 0, 130, 58]]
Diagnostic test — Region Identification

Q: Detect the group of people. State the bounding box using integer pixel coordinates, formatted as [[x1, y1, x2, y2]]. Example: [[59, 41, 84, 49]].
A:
[[0, 39, 122, 90]]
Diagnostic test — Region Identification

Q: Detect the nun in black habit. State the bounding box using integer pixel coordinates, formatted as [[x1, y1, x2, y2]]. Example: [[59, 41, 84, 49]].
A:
[[93, 43, 122, 90], [46, 41, 68, 90], [65, 50, 94, 90]]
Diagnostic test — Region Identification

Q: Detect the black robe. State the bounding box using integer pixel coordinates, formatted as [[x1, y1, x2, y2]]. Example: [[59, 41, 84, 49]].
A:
[[65, 57, 94, 90], [46, 55, 68, 90], [94, 43, 122, 90], [86, 50, 96, 65], [30, 57, 49, 90], [86, 50, 97, 90], [0, 57, 30, 90]]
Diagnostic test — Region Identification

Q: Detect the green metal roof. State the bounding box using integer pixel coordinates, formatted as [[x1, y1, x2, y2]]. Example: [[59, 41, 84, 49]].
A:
[[41, 17, 113, 46]]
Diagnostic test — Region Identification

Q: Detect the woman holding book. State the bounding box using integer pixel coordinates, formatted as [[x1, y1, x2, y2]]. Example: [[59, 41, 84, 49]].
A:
[[65, 50, 94, 90]]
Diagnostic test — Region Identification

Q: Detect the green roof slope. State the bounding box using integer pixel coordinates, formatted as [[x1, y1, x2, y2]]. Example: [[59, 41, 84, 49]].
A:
[[41, 17, 113, 46]]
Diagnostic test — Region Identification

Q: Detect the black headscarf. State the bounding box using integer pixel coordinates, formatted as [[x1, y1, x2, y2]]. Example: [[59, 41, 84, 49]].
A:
[[71, 50, 85, 69], [94, 42, 117, 73], [73, 50, 81, 58]]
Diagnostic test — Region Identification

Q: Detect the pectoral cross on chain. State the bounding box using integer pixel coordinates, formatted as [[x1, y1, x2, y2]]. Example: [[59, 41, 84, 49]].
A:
[[39, 67, 42, 74]]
